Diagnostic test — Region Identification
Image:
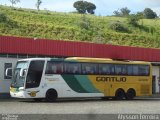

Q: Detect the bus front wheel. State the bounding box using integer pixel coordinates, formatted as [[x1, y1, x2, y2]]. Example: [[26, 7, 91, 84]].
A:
[[45, 89, 58, 102], [115, 89, 125, 100], [126, 89, 136, 100]]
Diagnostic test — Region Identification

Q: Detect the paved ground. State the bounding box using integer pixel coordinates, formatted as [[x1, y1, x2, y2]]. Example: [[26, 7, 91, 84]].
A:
[[0, 97, 160, 114]]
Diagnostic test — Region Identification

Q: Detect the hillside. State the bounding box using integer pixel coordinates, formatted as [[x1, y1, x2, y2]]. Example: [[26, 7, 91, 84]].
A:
[[0, 5, 160, 48]]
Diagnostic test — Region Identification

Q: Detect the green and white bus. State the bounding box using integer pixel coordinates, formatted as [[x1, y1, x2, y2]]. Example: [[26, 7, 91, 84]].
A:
[[7, 57, 152, 101]]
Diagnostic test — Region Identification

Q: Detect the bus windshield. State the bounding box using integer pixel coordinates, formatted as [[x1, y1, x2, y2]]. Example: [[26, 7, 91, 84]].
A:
[[11, 61, 28, 88]]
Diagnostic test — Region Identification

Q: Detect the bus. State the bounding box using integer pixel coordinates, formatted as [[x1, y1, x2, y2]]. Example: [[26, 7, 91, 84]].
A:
[[7, 57, 152, 102]]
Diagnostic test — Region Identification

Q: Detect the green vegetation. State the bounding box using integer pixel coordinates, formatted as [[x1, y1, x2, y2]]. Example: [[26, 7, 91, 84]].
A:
[[143, 8, 157, 19], [73, 1, 96, 14], [0, 5, 160, 48]]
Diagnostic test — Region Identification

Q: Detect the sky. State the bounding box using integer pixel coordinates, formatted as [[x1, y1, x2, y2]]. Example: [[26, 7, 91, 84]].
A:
[[0, 0, 160, 16]]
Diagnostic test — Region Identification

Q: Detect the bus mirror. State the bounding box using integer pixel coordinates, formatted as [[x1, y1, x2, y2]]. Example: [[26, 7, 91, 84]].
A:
[[20, 69, 27, 77], [5, 68, 12, 77]]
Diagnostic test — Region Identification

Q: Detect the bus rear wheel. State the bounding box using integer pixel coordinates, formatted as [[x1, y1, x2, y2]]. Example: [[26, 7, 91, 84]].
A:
[[126, 89, 136, 100], [115, 89, 125, 100], [45, 89, 57, 102]]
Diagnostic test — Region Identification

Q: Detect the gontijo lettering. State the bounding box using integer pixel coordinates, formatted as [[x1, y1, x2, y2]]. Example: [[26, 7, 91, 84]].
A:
[[96, 77, 127, 82]]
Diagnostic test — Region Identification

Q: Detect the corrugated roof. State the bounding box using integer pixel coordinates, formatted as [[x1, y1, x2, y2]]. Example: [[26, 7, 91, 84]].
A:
[[0, 35, 160, 62]]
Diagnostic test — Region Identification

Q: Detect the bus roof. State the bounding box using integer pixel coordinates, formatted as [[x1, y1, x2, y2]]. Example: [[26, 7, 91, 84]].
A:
[[65, 57, 151, 65], [18, 58, 50, 62], [17, 57, 151, 65]]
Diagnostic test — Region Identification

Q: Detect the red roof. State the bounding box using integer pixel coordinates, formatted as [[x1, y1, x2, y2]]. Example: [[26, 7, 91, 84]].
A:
[[0, 36, 160, 62]]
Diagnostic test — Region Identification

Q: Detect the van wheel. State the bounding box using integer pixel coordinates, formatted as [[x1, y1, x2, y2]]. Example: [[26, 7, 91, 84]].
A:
[[45, 89, 57, 102], [115, 89, 125, 100], [126, 89, 136, 100]]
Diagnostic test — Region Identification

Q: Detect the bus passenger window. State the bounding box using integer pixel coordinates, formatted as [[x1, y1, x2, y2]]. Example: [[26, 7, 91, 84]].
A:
[[56, 63, 63, 74], [73, 66, 79, 73], [82, 63, 98, 74], [127, 65, 133, 75], [115, 66, 121, 75], [121, 65, 127, 75], [139, 65, 149, 76], [45, 62, 63, 74], [115, 64, 126, 75], [99, 64, 111, 75], [132, 65, 139, 75], [46, 63, 57, 74], [64, 62, 81, 74]]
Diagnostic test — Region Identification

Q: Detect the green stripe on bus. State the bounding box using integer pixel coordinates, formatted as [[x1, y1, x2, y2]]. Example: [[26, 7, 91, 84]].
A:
[[62, 75, 88, 93], [74, 75, 100, 93]]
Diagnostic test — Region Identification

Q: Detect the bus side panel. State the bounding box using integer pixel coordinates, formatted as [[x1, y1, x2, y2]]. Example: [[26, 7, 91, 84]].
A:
[[41, 75, 104, 98], [88, 75, 152, 97]]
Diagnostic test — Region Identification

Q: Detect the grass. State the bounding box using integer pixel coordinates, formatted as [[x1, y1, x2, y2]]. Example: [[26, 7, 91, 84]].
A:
[[0, 5, 160, 48]]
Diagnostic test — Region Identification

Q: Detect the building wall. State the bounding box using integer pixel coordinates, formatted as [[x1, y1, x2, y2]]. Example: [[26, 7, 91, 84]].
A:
[[152, 66, 160, 93], [0, 58, 19, 94]]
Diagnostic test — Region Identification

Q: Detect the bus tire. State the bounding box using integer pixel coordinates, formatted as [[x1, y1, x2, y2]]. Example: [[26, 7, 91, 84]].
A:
[[126, 88, 136, 100], [45, 89, 57, 102], [115, 89, 125, 100]]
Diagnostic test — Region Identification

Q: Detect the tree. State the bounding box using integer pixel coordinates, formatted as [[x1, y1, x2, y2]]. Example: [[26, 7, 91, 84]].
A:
[[73, 1, 86, 14], [9, 0, 20, 7], [86, 2, 96, 14], [113, 7, 130, 17], [36, 0, 42, 11], [120, 7, 131, 16], [113, 10, 121, 17], [143, 8, 157, 19], [73, 0, 96, 14]]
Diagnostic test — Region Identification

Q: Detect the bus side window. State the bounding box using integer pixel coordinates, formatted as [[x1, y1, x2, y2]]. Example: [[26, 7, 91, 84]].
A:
[[115, 65, 121, 75], [45, 62, 52, 74], [45, 62, 63, 74], [82, 63, 98, 74], [127, 65, 133, 76], [51, 65, 57, 73], [64, 62, 81, 74], [121, 65, 127, 75], [132, 65, 139, 75], [99, 64, 110, 75], [110, 65, 115, 75], [115, 64, 126, 75], [56, 63, 63, 74], [138, 65, 149, 76]]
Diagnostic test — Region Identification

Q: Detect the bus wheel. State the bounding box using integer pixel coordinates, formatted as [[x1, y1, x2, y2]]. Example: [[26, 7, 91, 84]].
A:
[[33, 98, 43, 102], [126, 89, 136, 100], [45, 89, 57, 102], [115, 89, 125, 100]]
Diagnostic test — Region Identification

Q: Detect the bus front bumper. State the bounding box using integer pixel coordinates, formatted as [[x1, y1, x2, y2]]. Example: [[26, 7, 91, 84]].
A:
[[10, 91, 26, 98], [10, 87, 40, 98]]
